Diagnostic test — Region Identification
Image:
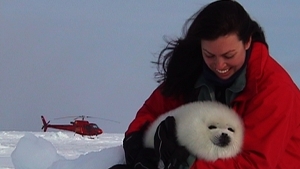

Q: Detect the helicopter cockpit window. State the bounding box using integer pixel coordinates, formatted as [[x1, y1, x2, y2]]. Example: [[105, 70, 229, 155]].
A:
[[91, 124, 99, 129]]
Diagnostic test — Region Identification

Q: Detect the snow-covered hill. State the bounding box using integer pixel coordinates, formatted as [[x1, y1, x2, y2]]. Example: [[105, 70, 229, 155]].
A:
[[0, 131, 124, 169]]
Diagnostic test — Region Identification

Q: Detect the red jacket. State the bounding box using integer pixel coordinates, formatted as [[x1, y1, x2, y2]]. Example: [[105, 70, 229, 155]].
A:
[[125, 42, 300, 168]]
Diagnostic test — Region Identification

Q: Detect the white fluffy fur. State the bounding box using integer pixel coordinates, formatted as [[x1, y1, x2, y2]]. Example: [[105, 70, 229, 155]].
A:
[[143, 101, 244, 161]]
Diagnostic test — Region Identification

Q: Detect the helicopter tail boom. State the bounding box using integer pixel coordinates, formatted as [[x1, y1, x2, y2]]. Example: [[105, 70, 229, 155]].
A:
[[41, 116, 48, 132]]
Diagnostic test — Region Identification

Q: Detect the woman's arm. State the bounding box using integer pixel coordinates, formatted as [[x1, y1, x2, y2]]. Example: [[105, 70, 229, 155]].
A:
[[125, 85, 183, 136]]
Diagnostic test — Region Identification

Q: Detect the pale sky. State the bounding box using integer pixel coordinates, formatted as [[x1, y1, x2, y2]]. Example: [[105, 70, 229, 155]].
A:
[[1, 1, 299, 133]]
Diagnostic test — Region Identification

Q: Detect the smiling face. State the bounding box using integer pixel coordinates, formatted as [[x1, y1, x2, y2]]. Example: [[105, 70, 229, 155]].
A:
[[201, 34, 251, 80]]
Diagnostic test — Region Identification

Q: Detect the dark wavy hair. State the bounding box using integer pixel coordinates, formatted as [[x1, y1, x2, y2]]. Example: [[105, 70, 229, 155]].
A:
[[153, 0, 267, 101]]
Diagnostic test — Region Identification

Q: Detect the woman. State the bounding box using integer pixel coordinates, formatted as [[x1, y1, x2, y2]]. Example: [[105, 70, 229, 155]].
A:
[[112, 0, 300, 168]]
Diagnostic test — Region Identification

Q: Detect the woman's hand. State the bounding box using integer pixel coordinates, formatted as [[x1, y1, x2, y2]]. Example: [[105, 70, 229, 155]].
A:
[[154, 116, 190, 169], [122, 123, 159, 169]]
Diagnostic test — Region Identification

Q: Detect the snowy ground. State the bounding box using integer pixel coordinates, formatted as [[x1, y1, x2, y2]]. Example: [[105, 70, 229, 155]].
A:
[[0, 131, 125, 169]]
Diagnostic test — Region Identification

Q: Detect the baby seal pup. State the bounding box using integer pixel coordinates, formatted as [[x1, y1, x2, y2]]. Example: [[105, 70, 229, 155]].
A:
[[143, 101, 244, 161]]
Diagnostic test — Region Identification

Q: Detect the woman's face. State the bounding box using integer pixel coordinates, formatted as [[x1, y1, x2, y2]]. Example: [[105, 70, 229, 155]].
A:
[[201, 34, 251, 80]]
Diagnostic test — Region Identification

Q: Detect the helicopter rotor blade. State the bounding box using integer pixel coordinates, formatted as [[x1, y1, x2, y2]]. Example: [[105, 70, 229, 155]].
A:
[[86, 116, 120, 123], [53, 116, 79, 120], [52, 115, 120, 123]]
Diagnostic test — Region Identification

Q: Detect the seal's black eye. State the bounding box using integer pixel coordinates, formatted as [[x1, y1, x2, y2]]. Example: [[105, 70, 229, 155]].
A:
[[208, 125, 217, 129], [228, 128, 235, 132]]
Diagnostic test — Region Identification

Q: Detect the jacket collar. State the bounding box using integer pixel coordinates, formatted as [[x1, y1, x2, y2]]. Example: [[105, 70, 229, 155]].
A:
[[194, 66, 246, 94], [233, 42, 268, 102]]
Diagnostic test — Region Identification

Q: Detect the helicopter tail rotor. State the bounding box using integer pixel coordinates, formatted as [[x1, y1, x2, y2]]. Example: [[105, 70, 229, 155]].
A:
[[41, 116, 50, 132]]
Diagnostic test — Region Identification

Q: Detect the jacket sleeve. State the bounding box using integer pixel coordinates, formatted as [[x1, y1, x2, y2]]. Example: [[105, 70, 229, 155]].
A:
[[125, 85, 183, 136], [191, 77, 300, 168]]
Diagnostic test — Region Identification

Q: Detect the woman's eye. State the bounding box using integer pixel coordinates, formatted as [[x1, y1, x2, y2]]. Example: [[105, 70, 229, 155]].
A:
[[205, 55, 214, 58], [203, 53, 215, 58], [224, 55, 234, 59], [224, 53, 237, 59]]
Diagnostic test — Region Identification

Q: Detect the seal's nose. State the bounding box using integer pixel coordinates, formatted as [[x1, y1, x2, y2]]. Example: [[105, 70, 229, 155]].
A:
[[218, 133, 231, 147]]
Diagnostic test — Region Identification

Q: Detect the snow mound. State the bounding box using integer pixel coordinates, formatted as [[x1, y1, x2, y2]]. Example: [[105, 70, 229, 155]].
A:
[[11, 133, 125, 169]]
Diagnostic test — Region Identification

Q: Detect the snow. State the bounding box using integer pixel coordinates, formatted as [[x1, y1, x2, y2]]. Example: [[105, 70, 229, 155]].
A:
[[0, 131, 125, 169]]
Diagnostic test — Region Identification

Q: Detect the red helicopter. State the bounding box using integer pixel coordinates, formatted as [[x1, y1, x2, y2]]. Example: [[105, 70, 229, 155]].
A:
[[41, 115, 106, 137]]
